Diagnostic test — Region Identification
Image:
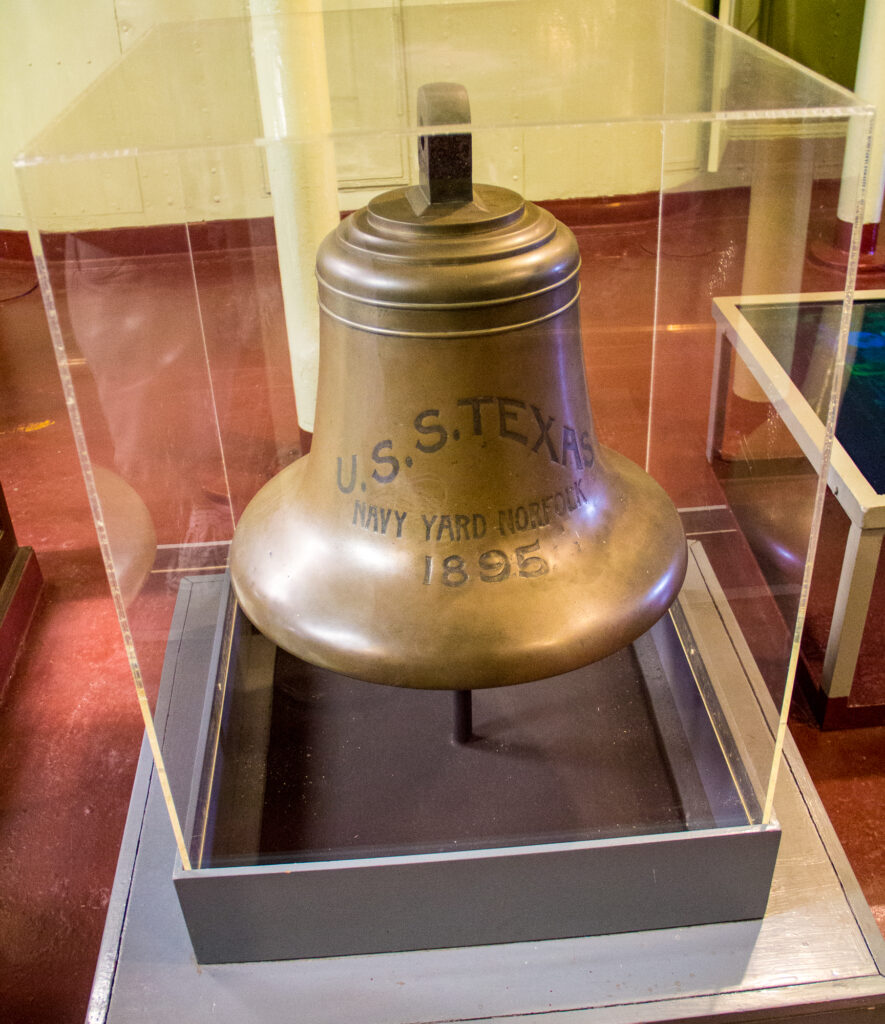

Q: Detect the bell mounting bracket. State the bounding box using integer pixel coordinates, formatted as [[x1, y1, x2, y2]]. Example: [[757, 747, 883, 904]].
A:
[[416, 82, 473, 207]]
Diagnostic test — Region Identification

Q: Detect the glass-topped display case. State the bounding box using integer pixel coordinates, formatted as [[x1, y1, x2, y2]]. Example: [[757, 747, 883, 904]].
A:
[[14, 0, 873, 963], [711, 288, 885, 727]]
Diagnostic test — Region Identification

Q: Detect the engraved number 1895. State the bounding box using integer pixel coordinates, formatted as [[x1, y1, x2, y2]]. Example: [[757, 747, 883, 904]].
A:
[[422, 540, 549, 587]]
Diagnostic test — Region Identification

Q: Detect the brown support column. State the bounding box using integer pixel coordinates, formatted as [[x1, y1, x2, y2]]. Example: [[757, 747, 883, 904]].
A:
[[0, 481, 43, 691]]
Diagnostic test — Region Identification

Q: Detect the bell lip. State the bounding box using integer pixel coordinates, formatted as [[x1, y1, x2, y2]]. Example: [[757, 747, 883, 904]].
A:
[[229, 448, 689, 692], [232, 585, 687, 691]]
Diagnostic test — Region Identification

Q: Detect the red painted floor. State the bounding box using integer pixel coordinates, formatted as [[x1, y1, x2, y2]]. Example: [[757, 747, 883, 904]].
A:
[[1, 192, 884, 1022]]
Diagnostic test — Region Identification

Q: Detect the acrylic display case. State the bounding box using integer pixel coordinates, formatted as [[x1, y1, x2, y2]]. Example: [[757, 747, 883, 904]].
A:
[[15, 0, 874, 966]]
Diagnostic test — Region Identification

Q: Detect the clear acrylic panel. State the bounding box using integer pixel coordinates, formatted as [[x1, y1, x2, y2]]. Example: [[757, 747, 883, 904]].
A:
[[15, 0, 871, 873]]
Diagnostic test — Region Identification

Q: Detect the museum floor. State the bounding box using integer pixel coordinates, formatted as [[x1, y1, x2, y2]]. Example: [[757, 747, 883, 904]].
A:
[[1, 192, 884, 1023]]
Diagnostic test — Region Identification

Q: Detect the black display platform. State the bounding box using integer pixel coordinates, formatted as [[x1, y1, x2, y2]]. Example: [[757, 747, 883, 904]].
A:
[[254, 646, 688, 862], [168, 569, 780, 963]]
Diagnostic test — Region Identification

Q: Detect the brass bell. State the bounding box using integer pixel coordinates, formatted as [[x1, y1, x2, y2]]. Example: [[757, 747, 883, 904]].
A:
[[230, 83, 687, 690]]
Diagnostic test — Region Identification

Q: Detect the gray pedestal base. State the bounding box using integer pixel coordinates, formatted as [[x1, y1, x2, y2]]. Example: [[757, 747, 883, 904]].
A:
[[165, 553, 779, 962], [87, 544, 885, 1021]]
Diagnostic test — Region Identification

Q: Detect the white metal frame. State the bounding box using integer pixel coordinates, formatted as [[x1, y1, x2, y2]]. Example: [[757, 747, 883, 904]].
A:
[[709, 290, 885, 701]]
